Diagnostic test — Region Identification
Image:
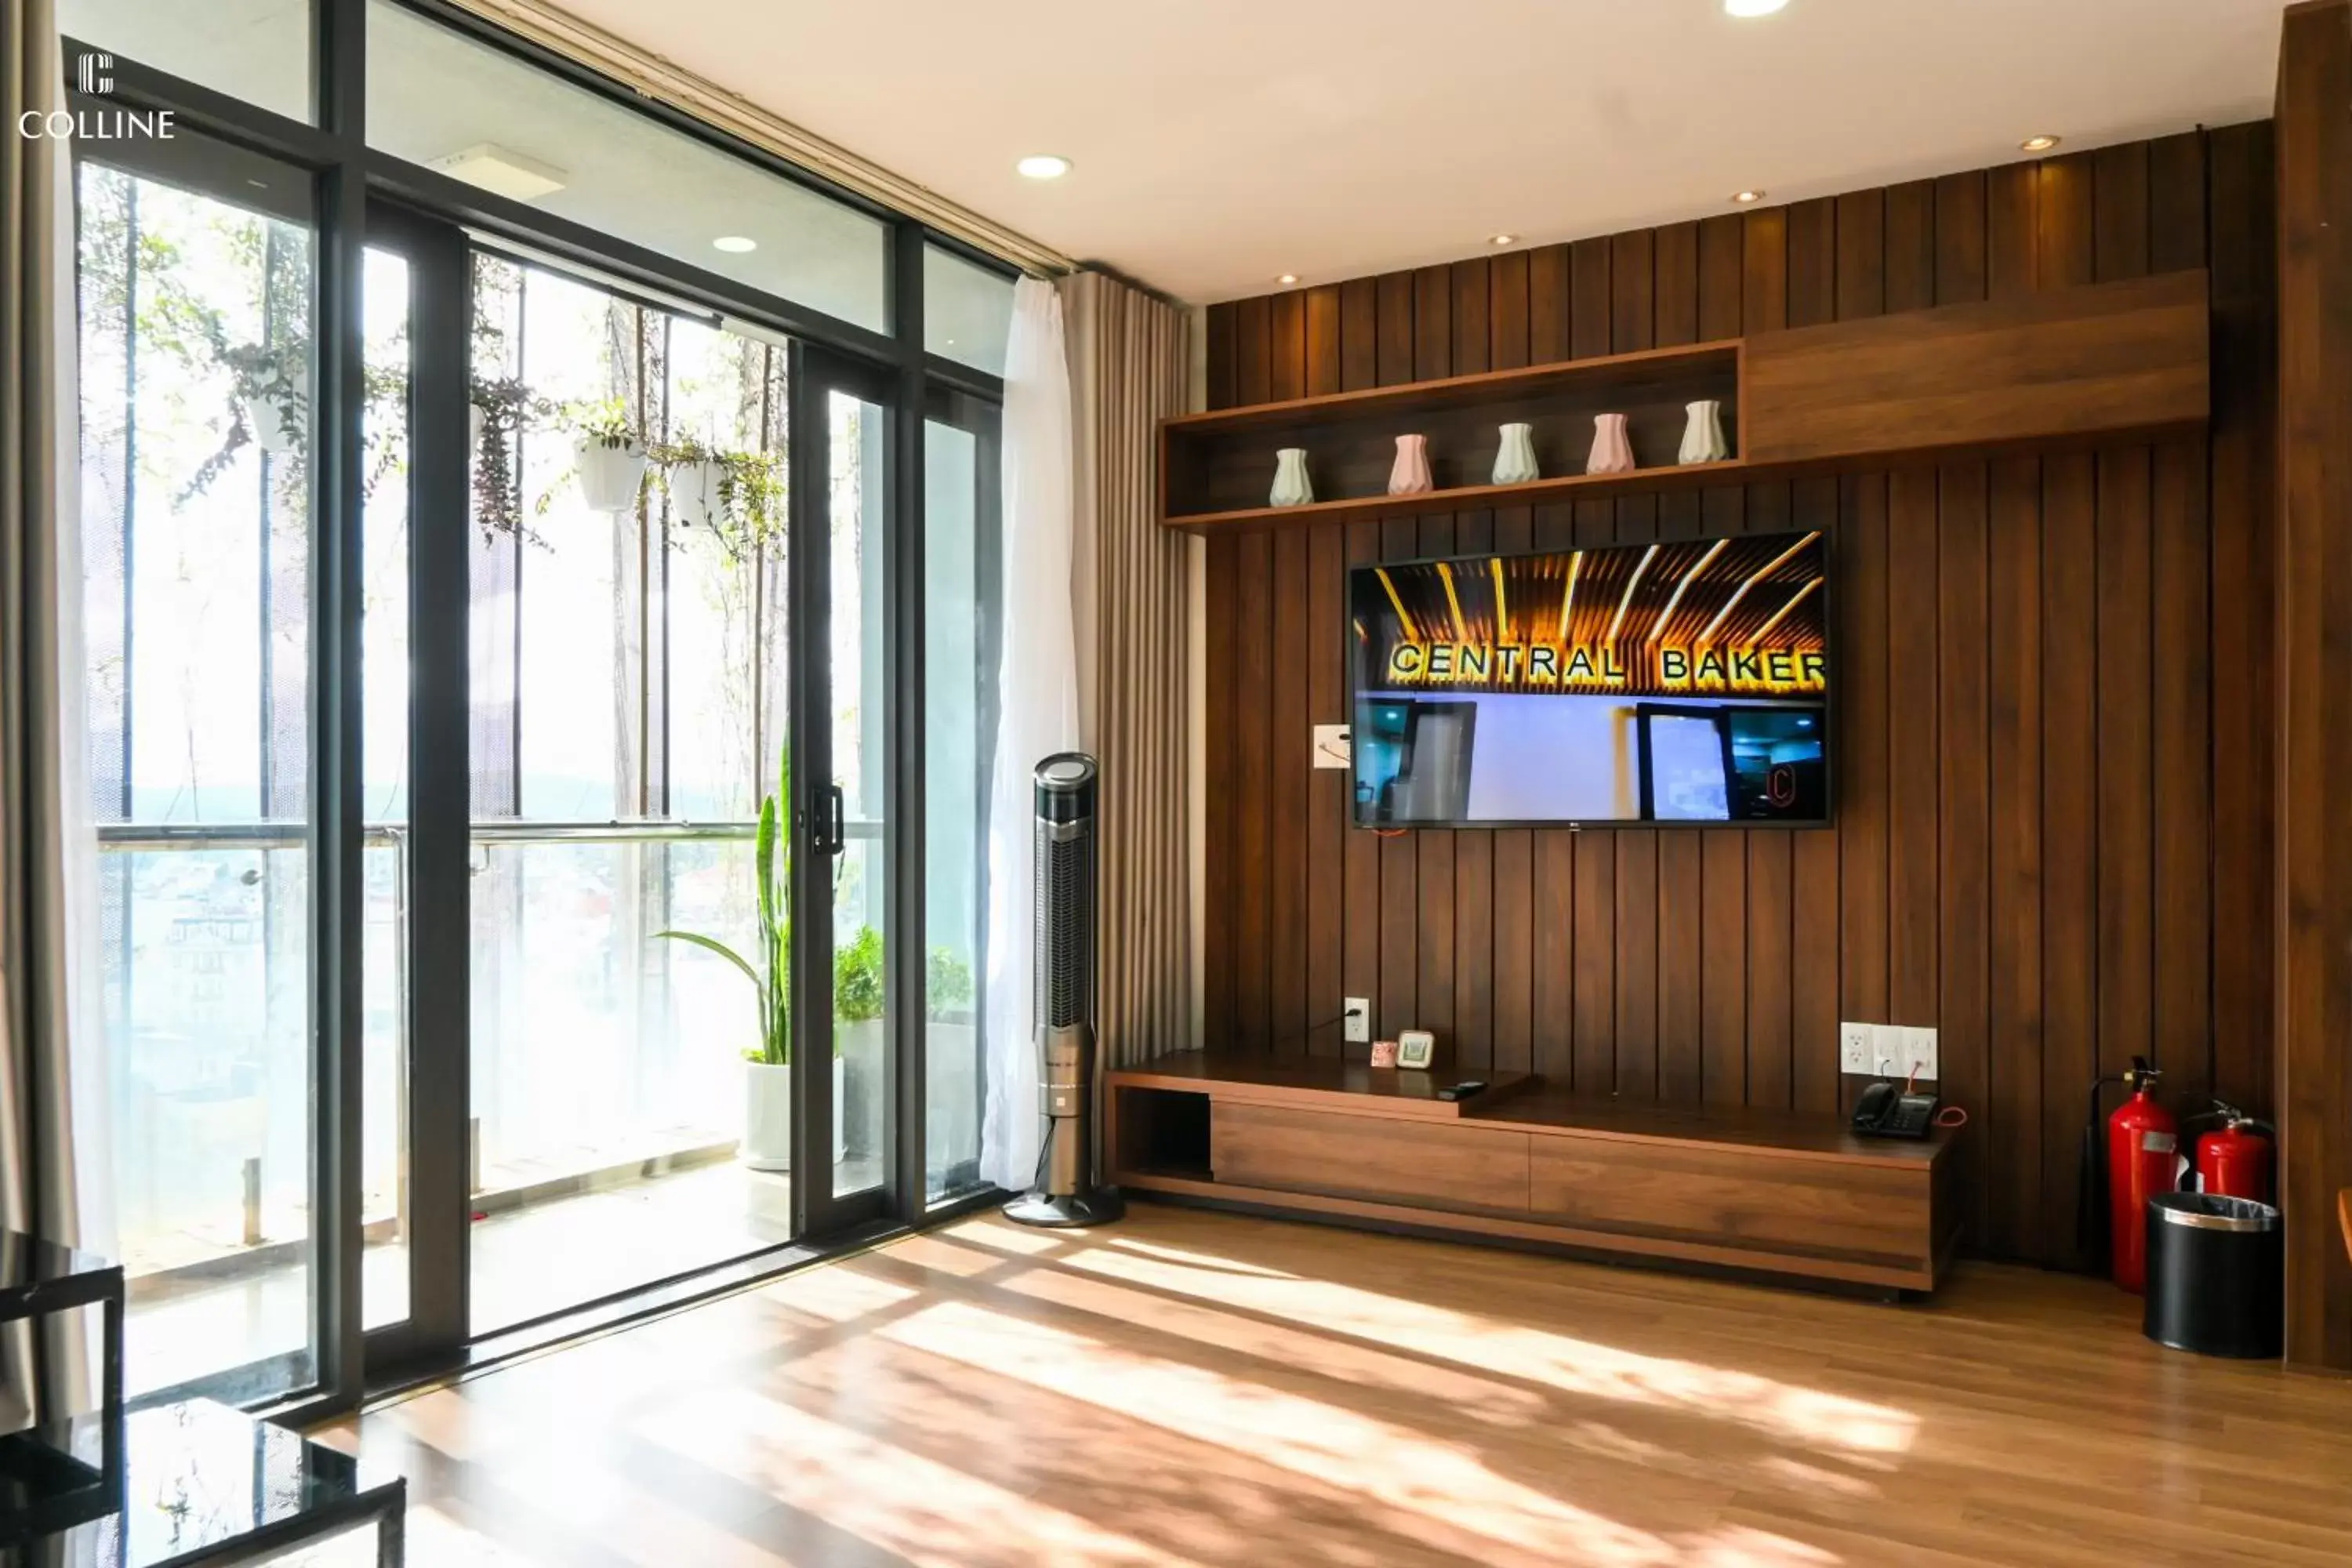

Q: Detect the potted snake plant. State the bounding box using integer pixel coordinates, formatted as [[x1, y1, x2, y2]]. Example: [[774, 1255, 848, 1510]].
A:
[[653, 747, 840, 1169]]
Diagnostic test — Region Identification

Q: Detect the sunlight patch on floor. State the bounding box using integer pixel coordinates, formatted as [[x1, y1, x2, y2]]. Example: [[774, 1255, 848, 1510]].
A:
[[1062, 1234, 1918, 1457], [902, 1238, 1549, 1423], [636, 1382, 1205, 1568], [880, 1296, 1707, 1566]]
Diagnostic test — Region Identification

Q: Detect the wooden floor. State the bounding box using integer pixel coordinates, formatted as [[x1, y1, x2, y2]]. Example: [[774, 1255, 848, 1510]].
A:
[[317, 1204, 2352, 1566]]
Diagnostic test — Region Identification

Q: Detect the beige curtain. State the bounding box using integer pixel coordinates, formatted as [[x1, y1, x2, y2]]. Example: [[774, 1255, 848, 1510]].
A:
[[4, 0, 105, 1424], [1062, 271, 1190, 1069]]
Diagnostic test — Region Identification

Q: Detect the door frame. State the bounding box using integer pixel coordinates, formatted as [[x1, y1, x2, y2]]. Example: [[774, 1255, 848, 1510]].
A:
[[788, 343, 903, 1240], [358, 198, 474, 1377]]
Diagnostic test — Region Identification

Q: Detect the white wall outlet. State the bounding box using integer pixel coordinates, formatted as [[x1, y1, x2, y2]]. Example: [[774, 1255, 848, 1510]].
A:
[[1893, 1025, 1939, 1083], [1343, 996, 1371, 1044], [1838, 1021, 1875, 1076], [1313, 724, 1352, 769]]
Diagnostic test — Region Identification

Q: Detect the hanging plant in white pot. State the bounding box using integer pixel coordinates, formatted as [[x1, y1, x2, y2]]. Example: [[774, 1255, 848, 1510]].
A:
[[651, 745, 841, 1170], [658, 437, 729, 534], [569, 405, 648, 514]]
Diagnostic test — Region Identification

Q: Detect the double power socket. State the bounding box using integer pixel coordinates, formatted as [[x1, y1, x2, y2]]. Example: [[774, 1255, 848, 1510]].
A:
[[1840, 1021, 1939, 1082]]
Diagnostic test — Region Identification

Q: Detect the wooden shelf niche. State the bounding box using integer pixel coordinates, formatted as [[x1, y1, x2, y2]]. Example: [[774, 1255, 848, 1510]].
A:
[[1160, 342, 1742, 532], [1163, 270, 2210, 535]]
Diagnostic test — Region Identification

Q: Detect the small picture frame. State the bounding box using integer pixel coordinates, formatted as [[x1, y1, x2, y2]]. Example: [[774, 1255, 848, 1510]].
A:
[[1396, 1029, 1436, 1070], [1368, 1040, 1399, 1069]]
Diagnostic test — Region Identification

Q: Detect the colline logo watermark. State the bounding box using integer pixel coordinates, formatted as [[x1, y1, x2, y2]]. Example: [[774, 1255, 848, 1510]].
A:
[[20, 53, 175, 141]]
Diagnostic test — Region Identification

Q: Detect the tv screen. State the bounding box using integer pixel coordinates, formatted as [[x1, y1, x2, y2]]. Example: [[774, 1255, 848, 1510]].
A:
[[1348, 532, 1831, 827]]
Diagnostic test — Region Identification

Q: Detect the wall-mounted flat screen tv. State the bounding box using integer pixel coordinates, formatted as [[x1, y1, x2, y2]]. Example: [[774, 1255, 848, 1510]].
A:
[[1348, 531, 1831, 828]]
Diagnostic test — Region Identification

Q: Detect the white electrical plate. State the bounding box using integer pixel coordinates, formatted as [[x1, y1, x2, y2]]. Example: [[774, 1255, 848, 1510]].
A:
[[1893, 1024, 1939, 1083], [1312, 724, 1352, 769], [1343, 996, 1371, 1044], [1838, 1021, 1875, 1076]]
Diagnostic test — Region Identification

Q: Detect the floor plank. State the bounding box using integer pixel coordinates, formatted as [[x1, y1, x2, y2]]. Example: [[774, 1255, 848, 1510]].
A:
[[318, 1205, 2352, 1567]]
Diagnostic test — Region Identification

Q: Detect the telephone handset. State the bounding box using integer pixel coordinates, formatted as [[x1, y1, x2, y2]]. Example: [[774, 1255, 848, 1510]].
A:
[[1852, 1079, 1938, 1139]]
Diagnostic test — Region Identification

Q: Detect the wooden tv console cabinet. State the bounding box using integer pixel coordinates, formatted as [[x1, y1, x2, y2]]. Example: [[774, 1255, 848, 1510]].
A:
[[1105, 1051, 1962, 1294]]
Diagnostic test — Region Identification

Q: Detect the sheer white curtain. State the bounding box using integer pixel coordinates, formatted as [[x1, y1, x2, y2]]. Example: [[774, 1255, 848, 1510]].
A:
[[2, 0, 111, 1424], [978, 278, 1077, 1191]]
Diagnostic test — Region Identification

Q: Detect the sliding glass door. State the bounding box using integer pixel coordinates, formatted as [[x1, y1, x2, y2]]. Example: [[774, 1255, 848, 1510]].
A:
[[74, 131, 325, 1406], [339, 212, 916, 1366], [788, 349, 898, 1237]]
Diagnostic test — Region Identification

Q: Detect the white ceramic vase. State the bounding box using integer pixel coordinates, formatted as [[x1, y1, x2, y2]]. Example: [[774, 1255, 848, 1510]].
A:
[[1678, 400, 1728, 464], [1586, 412, 1636, 475], [1492, 422, 1540, 485], [1388, 434, 1433, 495], [575, 437, 648, 513], [1269, 448, 1314, 506]]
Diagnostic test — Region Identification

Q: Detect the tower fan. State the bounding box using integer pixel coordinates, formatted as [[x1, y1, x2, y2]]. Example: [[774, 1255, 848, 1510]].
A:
[[1004, 753, 1125, 1227]]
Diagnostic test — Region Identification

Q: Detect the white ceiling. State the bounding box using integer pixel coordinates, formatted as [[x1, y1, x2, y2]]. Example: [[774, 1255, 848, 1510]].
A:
[[551, 0, 2282, 304]]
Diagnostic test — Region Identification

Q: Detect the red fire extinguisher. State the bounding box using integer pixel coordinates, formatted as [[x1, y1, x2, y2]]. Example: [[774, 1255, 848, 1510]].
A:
[[2189, 1102, 2275, 1203], [2106, 1058, 2178, 1294]]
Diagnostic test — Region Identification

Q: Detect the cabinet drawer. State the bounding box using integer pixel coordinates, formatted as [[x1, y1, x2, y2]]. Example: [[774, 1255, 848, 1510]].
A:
[[1213, 1102, 1530, 1214], [1526, 1136, 1932, 1269]]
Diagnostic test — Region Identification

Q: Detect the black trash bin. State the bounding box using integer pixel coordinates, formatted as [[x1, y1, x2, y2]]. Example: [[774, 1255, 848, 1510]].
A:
[[2143, 1191, 2282, 1359]]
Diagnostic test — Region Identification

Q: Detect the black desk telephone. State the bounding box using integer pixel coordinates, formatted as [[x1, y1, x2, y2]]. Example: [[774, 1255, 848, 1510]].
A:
[[1852, 1080, 1939, 1139]]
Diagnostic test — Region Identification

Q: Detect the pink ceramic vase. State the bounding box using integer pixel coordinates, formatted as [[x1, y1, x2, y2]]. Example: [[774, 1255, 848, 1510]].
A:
[[1586, 412, 1635, 475], [1388, 434, 1433, 495]]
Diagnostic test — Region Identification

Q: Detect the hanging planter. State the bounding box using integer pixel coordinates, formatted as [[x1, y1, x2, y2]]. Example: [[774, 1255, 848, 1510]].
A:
[[667, 457, 728, 532], [247, 364, 307, 454], [219, 345, 308, 457], [574, 437, 648, 513]]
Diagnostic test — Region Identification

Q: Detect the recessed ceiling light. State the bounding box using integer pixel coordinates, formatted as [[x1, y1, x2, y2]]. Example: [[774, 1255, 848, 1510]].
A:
[[2021, 134, 2061, 153], [1490, 234, 1517, 246], [713, 235, 757, 254], [1733, 190, 1766, 204], [1724, 0, 1789, 14], [1276, 273, 1300, 285], [1017, 154, 1071, 180]]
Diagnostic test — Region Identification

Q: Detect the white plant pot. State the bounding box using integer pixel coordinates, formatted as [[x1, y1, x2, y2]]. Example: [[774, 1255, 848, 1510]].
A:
[[575, 438, 648, 513], [739, 1056, 846, 1172], [836, 1017, 887, 1161], [247, 365, 308, 455], [669, 459, 727, 532]]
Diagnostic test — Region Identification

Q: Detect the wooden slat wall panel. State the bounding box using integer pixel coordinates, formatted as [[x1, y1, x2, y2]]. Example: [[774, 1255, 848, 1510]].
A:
[[1199, 126, 2274, 1268], [1303, 288, 1345, 1057], [2275, 0, 2352, 1371], [1935, 166, 1994, 1254], [1202, 303, 1240, 1054], [2205, 122, 2275, 1124]]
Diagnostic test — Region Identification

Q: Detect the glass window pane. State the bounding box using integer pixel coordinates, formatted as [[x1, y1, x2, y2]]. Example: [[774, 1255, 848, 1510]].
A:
[[361, 245, 411, 1332], [829, 392, 888, 1200], [924, 246, 1014, 376], [368, 1, 888, 334], [78, 156, 316, 1401], [923, 416, 990, 1203], [465, 252, 798, 1334], [60, 0, 312, 123]]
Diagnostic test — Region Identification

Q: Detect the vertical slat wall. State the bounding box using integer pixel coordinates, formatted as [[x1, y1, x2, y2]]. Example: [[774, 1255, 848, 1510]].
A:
[[1196, 128, 2276, 1269]]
